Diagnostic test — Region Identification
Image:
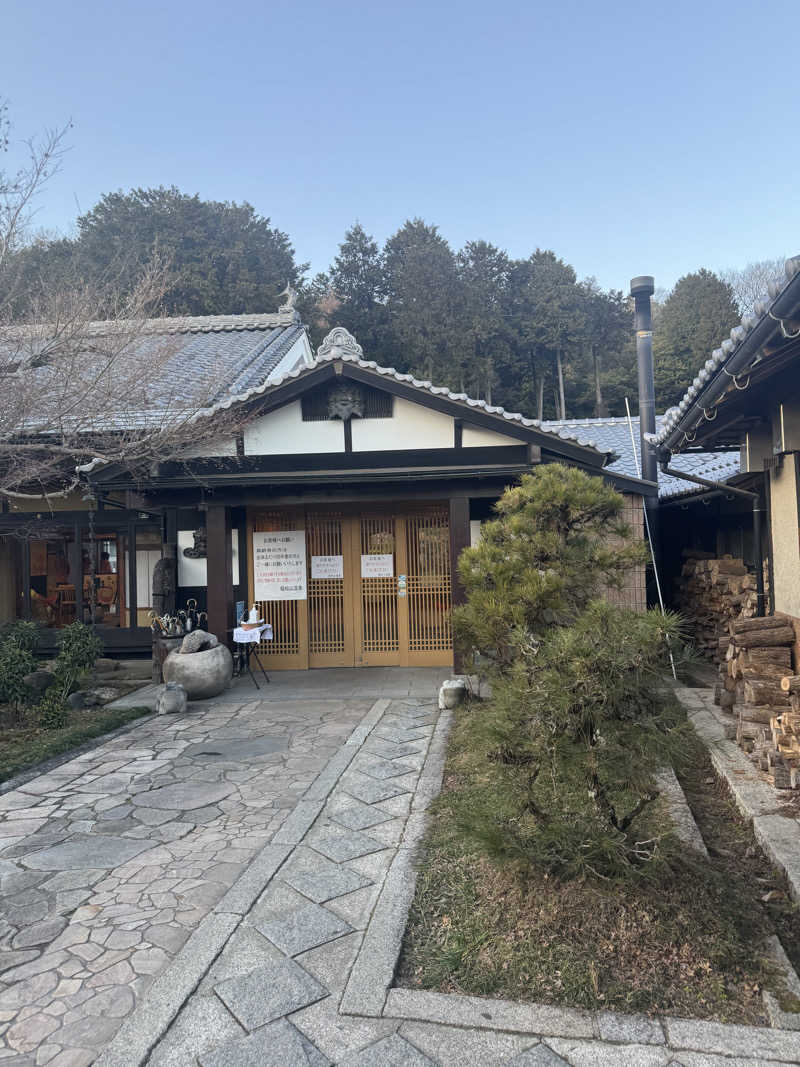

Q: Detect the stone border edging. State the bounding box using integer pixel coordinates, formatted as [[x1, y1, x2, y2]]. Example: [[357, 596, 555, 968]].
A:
[[94, 697, 391, 1067], [339, 708, 452, 1017], [678, 687, 800, 902]]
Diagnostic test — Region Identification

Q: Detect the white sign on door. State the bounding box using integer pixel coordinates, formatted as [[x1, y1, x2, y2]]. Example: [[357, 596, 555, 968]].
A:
[[311, 554, 343, 580], [361, 553, 394, 579], [253, 530, 307, 601]]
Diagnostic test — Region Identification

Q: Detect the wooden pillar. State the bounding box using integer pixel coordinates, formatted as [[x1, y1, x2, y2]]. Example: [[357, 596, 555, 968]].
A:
[[21, 539, 32, 621], [127, 520, 137, 629], [70, 523, 84, 624], [206, 505, 233, 646], [448, 496, 470, 673]]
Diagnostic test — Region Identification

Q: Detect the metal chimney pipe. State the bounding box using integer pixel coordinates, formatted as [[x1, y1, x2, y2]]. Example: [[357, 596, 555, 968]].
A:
[[630, 274, 660, 583], [630, 275, 657, 485]]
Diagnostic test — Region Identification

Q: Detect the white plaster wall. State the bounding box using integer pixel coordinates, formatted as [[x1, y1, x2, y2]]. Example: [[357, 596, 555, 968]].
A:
[[352, 397, 453, 451], [244, 400, 344, 455], [770, 457, 800, 618], [268, 332, 314, 380], [462, 424, 520, 447], [181, 437, 238, 458]]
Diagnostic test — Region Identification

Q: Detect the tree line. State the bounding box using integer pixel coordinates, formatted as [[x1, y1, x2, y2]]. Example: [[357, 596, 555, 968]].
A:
[[5, 182, 783, 420]]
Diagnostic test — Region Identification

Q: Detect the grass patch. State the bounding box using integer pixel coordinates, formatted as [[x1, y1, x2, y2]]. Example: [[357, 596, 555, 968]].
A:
[[0, 704, 151, 784], [397, 697, 792, 1023]]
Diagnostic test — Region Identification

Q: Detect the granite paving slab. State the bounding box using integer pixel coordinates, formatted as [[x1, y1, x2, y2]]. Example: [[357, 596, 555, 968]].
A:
[[282, 862, 372, 904], [213, 958, 328, 1029], [307, 823, 386, 862], [199, 1017, 330, 1067], [253, 899, 353, 956], [341, 774, 410, 805], [338, 1032, 438, 1066]]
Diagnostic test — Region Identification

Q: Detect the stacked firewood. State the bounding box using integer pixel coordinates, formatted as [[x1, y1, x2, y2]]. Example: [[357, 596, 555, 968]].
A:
[[715, 616, 798, 787], [675, 551, 762, 662]]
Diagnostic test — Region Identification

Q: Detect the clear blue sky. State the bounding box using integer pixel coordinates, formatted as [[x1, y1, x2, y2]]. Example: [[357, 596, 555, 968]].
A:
[[3, 0, 798, 295]]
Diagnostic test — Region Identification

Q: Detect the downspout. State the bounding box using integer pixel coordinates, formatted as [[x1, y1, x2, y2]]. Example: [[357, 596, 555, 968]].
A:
[[659, 460, 766, 617]]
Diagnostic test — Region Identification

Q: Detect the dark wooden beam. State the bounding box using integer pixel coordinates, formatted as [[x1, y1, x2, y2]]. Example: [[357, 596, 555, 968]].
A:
[[206, 505, 233, 646], [449, 496, 471, 673]]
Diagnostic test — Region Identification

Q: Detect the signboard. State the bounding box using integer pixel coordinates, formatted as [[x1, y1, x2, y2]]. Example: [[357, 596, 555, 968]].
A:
[[311, 554, 343, 580], [361, 553, 394, 579], [253, 530, 307, 601]]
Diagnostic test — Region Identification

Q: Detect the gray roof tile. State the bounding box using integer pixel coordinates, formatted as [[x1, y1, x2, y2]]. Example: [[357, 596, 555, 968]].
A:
[[541, 416, 739, 499]]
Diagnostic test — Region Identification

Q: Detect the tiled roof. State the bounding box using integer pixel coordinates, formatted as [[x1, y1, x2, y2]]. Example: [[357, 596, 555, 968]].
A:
[[199, 339, 614, 463], [9, 312, 308, 430], [652, 255, 800, 452], [541, 416, 739, 499]]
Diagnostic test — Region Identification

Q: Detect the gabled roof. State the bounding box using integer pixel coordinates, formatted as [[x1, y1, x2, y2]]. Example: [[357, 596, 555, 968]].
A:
[[542, 415, 739, 500], [652, 255, 800, 454], [195, 326, 620, 469]]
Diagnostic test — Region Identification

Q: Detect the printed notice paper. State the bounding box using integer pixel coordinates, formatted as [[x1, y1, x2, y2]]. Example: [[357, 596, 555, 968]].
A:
[[253, 530, 307, 600], [311, 555, 344, 580], [361, 553, 394, 578]]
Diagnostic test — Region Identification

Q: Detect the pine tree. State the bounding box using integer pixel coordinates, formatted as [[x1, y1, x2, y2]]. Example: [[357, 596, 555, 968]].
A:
[[452, 465, 686, 881]]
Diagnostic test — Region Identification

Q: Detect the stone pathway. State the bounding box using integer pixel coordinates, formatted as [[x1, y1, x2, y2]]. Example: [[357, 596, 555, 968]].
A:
[[4, 670, 800, 1065], [0, 668, 426, 1066]]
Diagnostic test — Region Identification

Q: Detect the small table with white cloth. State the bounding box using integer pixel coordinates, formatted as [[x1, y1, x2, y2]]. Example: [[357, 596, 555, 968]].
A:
[[231, 623, 273, 688]]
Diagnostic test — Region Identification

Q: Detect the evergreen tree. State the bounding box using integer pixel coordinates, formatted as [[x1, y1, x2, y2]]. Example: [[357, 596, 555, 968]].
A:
[[653, 269, 740, 409], [456, 240, 510, 401], [327, 223, 390, 358], [11, 186, 304, 319], [383, 218, 461, 383], [453, 466, 686, 881]]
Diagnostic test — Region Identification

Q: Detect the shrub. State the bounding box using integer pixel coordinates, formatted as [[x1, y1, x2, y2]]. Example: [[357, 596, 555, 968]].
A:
[[452, 465, 687, 881], [0, 638, 36, 722], [50, 622, 103, 698], [1, 620, 41, 654], [34, 623, 103, 730], [36, 689, 69, 730]]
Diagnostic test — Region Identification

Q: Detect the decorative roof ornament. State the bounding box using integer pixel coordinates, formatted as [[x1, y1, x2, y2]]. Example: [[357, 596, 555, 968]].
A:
[[278, 280, 298, 311], [317, 326, 363, 361]]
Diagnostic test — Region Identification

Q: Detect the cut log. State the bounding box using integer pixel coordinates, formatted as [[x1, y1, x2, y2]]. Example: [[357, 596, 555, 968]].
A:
[[780, 675, 800, 694], [738, 704, 786, 725], [740, 648, 792, 669], [734, 626, 795, 649], [744, 679, 790, 705], [732, 616, 790, 634]]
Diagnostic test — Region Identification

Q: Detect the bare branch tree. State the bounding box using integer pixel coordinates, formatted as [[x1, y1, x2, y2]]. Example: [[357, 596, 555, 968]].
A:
[[720, 257, 787, 317], [0, 104, 254, 500]]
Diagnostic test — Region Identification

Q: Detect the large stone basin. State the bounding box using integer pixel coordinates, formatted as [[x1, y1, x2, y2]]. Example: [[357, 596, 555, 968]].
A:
[[162, 643, 233, 700]]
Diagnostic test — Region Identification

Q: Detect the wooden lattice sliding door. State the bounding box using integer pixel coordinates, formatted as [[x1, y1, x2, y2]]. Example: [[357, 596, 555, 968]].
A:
[[405, 507, 453, 665], [355, 514, 406, 666], [307, 513, 355, 667], [247, 509, 308, 669], [247, 504, 454, 669]]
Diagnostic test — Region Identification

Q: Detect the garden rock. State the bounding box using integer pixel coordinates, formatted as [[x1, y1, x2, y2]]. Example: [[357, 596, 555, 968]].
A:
[[180, 630, 219, 655], [67, 692, 86, 710], [87, 687, 120, 705], [22, 670, 54, 696], [93, 658, 118, 673], [163, 643, 232, 700], [155, 682, 188, 715], [438, 678, 467, 710]]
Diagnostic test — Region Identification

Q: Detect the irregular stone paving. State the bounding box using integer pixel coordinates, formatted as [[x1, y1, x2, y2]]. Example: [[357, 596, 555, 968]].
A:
[[0, 692, 371, 1065]]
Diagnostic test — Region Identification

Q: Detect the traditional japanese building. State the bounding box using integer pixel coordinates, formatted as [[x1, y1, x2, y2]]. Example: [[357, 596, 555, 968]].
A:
[[0, 315, 654, 669]]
